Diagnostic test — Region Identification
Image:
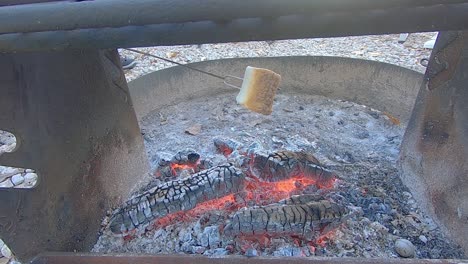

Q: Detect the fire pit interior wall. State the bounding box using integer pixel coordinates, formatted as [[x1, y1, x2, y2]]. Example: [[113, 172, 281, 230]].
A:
[[128, 57, 422, 125]]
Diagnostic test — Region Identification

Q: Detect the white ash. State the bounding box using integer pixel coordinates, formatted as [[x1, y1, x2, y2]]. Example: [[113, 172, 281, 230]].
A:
[[94, 93, 464, 259], [120, 33, 435, 82]]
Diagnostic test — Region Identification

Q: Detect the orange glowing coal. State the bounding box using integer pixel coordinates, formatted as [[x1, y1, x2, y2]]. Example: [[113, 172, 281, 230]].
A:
[[153, 194, 238, 228], [170, 163, 197, 175], [244, 174, 333, 205], [152, 173, 336, 233]]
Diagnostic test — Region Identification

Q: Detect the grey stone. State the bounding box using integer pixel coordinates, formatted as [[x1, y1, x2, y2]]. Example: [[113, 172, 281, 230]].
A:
[[245, 248, 258, 257], [395, 239, 416, 258]]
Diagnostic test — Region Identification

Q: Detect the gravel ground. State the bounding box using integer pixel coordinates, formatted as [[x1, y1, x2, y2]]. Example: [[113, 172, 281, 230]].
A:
[[120, 33, 436, 82], [0, 33, 439, 263]]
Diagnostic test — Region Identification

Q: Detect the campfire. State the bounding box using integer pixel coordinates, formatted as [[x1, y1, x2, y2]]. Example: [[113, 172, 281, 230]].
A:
[[109, 144, 346, 246], [94, 92, 464, 259]]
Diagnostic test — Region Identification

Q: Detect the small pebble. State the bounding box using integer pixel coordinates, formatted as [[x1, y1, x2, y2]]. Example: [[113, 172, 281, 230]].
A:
[[245, 248, 258, 257], [11, 174, 24, 186], [418, 235, 428, 244], [298, 106, 305, 110], [25, 169, 34, 173], [395, 239, 416, 258], [1, 244, 12, 259]]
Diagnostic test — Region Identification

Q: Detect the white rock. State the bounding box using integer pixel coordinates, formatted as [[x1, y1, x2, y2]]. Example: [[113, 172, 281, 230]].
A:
[[11, 174, 24, 186], [0, 180, 14, 188], [423, 36, 437, 49], [0, 239, 4, 249], [0, 166, 17, 175], [24, 172, 38, 182], [25, 169, 34, 173], [418, 235, 428, 244], [395, 239, 415, 258], [1, 244, 12, 259]]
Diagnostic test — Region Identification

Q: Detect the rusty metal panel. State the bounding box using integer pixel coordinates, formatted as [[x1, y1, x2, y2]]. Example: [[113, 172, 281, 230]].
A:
[[0, 49, 149, 262], [29, 253, 467, 264], [399, 31, 468, 253]]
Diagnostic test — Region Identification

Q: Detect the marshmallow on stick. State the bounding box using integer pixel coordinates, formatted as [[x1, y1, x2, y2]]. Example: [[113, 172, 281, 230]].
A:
[[236, 66, 281, 115]]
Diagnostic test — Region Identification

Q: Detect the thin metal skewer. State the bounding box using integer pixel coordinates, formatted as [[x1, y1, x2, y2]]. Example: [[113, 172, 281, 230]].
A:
[[124, 48, 242, 89]]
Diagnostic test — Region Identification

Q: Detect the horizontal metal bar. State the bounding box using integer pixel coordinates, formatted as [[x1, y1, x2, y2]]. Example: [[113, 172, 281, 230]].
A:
[[0, 0, 61, 6], [0, 0, 467, 35], [30, 253, 467, 264], [1, 4, 468, 52]]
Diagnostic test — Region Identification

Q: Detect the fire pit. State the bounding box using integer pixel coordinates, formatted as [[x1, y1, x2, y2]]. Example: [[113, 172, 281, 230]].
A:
[[93, 57, 464, 259]]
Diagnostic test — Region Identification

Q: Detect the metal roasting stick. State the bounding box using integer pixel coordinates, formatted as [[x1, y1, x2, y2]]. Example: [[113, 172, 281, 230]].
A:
[[124, 48, 242, 89]]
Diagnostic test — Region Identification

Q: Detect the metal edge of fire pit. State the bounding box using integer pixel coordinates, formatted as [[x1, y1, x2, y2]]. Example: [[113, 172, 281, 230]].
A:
[[127, 56, 423, 126], [0, 49, 149, 262], [29, 252, 468, 264], [399, 31, 468, 254]]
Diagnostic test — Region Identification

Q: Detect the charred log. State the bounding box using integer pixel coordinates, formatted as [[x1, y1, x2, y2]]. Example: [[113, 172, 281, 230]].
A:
[[251, 150, 336, 188], [109, 164, 245, 234], [224, 196, 348, 240]]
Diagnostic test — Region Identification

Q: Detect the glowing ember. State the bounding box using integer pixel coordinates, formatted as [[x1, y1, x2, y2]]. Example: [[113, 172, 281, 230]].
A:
[[244, 174, 334, 205], [169, 162, 197, 175], [109, 148, 343, 249], [154, 194, 238, 228]]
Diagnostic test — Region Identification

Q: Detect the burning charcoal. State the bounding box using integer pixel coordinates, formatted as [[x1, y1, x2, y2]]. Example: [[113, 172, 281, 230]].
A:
[[155, 150, 203, 179], [213, 137, 241, 156], [250, 150, 336, 188], [155, 166, 173, 179], [224, 198, 348, 241], [154, 152, 176, 179], [171, 149, 200, 165], [108, 164, 245, 234]]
